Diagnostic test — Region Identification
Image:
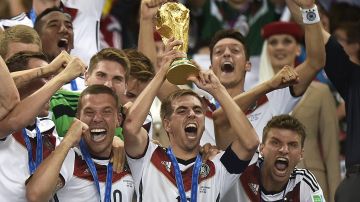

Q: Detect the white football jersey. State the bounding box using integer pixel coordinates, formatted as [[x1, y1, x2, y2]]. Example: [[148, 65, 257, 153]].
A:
[[127, 141, 250, 202], [56, 148, 134, 202], [222, 153, 325, 202], [201, 87, 300, 145], [0, 118, 57, 202], [61, 0, 105, 66]]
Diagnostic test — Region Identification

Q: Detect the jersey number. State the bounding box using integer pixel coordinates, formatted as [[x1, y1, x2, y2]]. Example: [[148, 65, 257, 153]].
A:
[[176, 196, 190, 202], [113, 189, 122, 202]]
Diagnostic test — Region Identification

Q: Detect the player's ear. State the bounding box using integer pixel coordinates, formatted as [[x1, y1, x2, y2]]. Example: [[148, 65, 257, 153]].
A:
[[259, 143, 264, 156], [116, 112, 121, 127], [84, 70, 90, 86], [163, 118, 171, 134], [296, 44, 301, 57], [245, 61, 251, 72], [300, 148, 304, 160]]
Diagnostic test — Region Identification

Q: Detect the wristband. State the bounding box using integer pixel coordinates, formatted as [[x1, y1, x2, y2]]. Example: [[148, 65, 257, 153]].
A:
[[301, 5, 320, 24]]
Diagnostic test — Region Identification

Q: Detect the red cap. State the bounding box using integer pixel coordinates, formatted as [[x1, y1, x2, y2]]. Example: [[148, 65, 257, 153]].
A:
[[261, 21, 304, 42]]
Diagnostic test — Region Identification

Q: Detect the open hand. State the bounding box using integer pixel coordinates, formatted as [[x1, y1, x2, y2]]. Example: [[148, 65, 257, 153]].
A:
[[188, 69, 222, 95], [158, 38, 186, 73]]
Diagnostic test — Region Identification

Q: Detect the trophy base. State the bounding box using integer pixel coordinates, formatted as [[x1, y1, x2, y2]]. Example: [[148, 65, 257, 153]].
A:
[[166, 58, 199, 85]]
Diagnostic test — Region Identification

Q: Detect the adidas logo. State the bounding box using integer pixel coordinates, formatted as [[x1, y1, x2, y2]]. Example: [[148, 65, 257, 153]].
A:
[[248, 183, 259, 195], [161, 161, 171, 172]]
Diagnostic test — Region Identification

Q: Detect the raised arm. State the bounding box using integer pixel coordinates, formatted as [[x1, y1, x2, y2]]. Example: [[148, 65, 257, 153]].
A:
[[26, 119, 87, 202], [214, 65, 299, 149], [286, 0, 325, 96], [123, 44, 185, 157], [0, 57, 85, 138], [11, 51, 71, 89], [285, 0, 330, 44], [137, 0, 179, 101], [0, 56, 20, 120], [189, 70, 259, 160]]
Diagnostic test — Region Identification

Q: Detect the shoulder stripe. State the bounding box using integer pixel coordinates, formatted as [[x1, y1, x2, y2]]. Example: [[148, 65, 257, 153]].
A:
[[294, 169, 319, 186], [292, 169, 320, 191]]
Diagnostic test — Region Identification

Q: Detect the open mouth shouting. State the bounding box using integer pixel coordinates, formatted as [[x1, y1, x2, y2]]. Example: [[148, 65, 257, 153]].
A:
[[58, 38, 70, 52], [184, 123, 198, 140], [90, 128, 107, 142], [221, 62, 235, 73], [274, 157, 289, 177]]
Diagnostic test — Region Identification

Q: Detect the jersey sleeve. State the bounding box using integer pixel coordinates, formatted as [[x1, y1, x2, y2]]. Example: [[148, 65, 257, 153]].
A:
[[300, 169, 326, 202], [62, 0, 105, 18], [126, 139, 157, 192], [59, 148, 76, 185], [216, 145, 251, 198], [267, 87, 300, 114]]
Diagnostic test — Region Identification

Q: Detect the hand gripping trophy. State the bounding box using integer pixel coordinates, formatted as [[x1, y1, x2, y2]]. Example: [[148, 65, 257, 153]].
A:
[[156, 2, 199, 85]]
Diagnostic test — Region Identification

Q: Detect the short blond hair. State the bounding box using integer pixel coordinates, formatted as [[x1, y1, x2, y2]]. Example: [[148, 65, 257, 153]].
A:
[[0, 25, 42, 59]]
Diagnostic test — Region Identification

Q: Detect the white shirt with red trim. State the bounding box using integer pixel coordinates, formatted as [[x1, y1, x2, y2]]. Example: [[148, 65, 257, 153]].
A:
[[56, 148, 134, 202], [221, 153, 325, 202], [127, 141, 250, 202], [201, 87, 300, 145], [247, 87, 300, 141], [0, 118, 57, 202], [61, 0, 105, 65]]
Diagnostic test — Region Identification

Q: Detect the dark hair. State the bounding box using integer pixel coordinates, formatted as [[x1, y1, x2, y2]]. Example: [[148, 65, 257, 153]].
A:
[[209, 29, 249, 61], [334, 21, 360, 61], [34, 7, 71, 32], [77, 85, 119, 115], [262, 115, 306, 147], [0, 25, 42, 59], [123, 49, 155, 82], [88, 48, 130, 81], [6, 51, 48, 72], [160, 89, 203, 120]]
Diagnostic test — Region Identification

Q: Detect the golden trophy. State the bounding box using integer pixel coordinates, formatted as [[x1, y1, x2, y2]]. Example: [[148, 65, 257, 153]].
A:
[[156, 2, 199, 85]]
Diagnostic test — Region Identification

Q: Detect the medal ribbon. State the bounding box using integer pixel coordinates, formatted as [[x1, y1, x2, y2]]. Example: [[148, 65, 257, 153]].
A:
[[29, 8, 37, 24], [22, 125, 42, 174], [70, 80, 78, 91], [79, 139, 113, 202], [166, 147, 202, 202]]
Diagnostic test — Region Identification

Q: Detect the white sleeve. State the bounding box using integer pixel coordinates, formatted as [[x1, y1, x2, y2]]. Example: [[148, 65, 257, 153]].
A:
[[59, 148, 76, 184], [126, 141, 158, 191], [300, 170, 326, 202], [215, 146, 251, 198], [267, 87, 301, 114], [61, 0, 105, 17]]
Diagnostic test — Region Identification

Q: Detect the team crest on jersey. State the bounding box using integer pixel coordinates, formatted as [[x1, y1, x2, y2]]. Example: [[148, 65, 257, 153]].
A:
[[200, 163, 210, 178], [161, 161, 171, 172], [248, 183, 259, 195]]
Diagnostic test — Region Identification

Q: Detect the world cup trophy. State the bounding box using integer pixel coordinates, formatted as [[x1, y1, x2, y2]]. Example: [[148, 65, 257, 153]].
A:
[[156, 2, 199, 85]]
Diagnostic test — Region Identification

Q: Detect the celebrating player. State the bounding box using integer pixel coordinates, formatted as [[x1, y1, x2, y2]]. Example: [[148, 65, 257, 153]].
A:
[[122, 41, 259, 201], [26, 85, 134, 202]]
